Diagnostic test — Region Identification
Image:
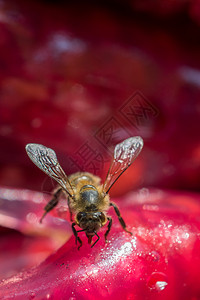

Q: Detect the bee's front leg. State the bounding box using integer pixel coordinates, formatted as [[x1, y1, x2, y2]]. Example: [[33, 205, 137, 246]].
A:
[[40, 187, 63, 223], [104, 217, 112, 242], [72, 222, 82, 250], [110, 202, 132, 235]]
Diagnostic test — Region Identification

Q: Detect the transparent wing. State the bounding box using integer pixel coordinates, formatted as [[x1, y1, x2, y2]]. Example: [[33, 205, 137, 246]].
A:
[[103, 136, 144, 193], [25, 144, 73, 196]]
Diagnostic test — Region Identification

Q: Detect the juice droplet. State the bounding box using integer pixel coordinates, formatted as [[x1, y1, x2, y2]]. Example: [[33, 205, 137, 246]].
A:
[[147, 272, 168, 291], [150, 251, 160, 262]]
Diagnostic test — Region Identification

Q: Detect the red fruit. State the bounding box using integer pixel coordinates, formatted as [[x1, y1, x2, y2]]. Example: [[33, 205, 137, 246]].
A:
[[0, 187, 200, 299]]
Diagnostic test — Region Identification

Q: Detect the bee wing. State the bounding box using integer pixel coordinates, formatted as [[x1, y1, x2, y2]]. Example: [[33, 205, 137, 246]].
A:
[[103, 136, 144, 193], [25, 144, 73, 196]]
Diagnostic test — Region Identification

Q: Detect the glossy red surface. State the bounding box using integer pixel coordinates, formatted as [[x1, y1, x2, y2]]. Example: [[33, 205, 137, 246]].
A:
[[0, 188, 200, 299], [0, 1, 200, 299]]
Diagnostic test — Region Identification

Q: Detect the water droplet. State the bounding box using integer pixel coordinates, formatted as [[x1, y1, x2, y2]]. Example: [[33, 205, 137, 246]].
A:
[[147, 272, 168, 291], [150, 251, 160, 262]]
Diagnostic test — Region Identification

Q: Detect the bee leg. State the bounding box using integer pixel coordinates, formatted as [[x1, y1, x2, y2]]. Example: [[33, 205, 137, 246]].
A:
[[104, 217, 112, 242], [72, 222, 82, 250], [110, 202, 132, 235], [67, 198, 73, 222], [91, 231, 100, 248], [40, 187, 63, 223]]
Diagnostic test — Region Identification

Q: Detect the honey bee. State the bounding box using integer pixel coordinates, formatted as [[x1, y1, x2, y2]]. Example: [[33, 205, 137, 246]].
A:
[[25, 136, 143, 249]]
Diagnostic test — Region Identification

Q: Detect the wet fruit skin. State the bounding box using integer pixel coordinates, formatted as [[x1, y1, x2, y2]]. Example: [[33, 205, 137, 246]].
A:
[[0, 187, 200, 299], [0, 0, 200, 299]]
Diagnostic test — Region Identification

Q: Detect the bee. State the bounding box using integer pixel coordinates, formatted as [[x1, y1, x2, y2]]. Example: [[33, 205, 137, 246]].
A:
[[25, 136, 143, 249]]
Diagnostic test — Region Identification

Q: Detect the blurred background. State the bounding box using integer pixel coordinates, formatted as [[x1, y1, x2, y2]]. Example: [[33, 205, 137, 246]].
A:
[[0, 0, 199, 195]]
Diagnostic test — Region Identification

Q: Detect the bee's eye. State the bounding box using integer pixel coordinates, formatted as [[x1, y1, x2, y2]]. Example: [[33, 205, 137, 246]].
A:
[[99, 212, 106, 223], [77, 212, 86, 222]]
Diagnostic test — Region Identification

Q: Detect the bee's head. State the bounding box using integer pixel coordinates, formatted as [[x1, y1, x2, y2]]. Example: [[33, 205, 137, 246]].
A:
[[76, 211, 107, 236]]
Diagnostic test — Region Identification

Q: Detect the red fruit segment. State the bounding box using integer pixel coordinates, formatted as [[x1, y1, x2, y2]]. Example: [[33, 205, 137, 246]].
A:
[[0, 188, 200, 299]]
